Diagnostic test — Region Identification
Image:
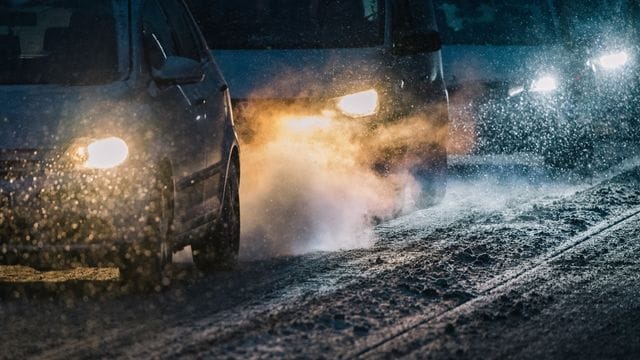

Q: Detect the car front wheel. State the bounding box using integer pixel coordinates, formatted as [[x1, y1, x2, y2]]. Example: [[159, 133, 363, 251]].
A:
[[119, 168, 174, 291], [193, 160, 240, 271]]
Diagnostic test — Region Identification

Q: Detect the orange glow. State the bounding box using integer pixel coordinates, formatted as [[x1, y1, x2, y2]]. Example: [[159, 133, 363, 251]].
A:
[[282, 115, 333, 133], [234, 96, 448, 258]]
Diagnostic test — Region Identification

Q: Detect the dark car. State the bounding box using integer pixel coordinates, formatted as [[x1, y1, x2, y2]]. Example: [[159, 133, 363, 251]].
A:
[[435, 0, 575, 158], [0, 0, 240, 287], [435, 0, 622, 171], [554, 0, 640, 161], [186, 0, 449, 208]]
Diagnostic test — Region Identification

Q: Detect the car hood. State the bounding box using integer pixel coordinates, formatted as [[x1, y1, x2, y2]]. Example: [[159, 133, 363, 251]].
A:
[[0, 83, 132, 151], [212, 47, 386, 100], [442, 45, 568, 88]]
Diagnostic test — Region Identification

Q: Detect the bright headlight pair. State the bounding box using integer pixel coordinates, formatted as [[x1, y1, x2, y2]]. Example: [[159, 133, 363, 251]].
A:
[[71, 137, 129, 170], [336, 89, 379, 118]]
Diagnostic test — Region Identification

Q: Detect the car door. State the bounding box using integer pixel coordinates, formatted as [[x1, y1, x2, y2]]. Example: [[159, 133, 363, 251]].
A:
[[142, 0, 208, 233], [158, 0, 228, 227]]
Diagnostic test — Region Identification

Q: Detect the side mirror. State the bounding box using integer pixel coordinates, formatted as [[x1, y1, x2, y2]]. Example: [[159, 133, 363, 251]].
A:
[[152, 56, 204, 86], [392, 30, 442, 55]]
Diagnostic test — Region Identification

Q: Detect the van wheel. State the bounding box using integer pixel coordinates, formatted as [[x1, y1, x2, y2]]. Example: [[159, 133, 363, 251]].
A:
[[412, 146, 447, 208], [193, 161, 240, 271], [413, 167, 447, 208], [120, 169, 174, 291]]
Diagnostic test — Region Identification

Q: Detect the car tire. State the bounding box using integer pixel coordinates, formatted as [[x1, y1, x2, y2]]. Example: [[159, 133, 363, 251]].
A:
[[119, 166, 174, 291], [193, 160, 240, 272]]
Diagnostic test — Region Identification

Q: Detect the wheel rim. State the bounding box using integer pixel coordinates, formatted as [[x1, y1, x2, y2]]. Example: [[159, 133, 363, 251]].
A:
[[157, 176, 174, 265], [220, 164, 240, 254], [192, 162, 239, 268], [227, 167, 240, 252]]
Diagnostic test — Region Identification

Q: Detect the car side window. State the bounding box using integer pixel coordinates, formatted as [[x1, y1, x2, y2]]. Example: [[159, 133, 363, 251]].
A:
[[158, 0, 205, 62], [142, 0, 177, 70]]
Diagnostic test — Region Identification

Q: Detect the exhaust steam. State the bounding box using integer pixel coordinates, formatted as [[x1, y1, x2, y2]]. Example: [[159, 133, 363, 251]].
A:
[[236, 94, 446, 259]]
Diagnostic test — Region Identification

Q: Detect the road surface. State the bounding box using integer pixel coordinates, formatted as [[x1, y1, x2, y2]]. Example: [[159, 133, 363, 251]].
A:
[[2, 156, 640, 359]]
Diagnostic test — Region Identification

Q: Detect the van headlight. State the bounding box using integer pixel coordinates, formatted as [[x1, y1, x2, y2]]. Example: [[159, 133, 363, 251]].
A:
[[590, 50, 630, 70], [530, 75, 558, 93], [336, 89, 379, 118], [71, 137, 129, 169]]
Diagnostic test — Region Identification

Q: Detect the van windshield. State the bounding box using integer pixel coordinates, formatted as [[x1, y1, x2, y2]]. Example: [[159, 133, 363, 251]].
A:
[[434, 0, 559, 46], [0, 0, 126, 85], [187, 0, 385, 49]]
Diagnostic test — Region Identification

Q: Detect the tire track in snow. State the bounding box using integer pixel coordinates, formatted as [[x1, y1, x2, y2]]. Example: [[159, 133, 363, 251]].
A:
[[350, 206, 640, 358]]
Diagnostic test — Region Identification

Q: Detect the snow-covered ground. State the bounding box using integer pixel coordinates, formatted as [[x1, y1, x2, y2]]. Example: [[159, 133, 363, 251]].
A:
[[2, 157, 640, 358]]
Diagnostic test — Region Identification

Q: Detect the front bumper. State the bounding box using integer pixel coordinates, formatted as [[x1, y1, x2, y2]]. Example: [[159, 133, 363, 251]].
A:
[[0, 164, 156, 268], [232, 97, 449, 172], [449, 82, 585, 155], [577, 72, 640, 140]]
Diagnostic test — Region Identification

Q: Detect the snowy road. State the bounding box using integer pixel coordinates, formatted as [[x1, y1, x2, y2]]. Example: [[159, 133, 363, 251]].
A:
[[2, 158, 640, 359]]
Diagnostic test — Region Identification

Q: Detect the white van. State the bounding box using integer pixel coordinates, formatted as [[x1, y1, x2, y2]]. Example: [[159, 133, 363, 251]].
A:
[[188, 0, 450, 206]]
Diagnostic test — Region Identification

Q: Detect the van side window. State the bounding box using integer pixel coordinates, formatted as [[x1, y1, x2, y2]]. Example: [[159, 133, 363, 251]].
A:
[[408, 0, 438, 31], [392, 0, 412, 35], [393, 0, 438, 34]]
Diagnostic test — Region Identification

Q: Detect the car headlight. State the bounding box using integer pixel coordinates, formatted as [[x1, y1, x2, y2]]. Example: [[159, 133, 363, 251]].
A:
[[530, 75, 558, 93], [591, 51, 630, 70], [71, 137, 129, 169], [336, 89, 379, 118]]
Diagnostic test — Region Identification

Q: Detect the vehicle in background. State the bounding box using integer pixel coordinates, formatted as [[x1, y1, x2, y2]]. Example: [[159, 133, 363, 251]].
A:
[[187, 0, 449, 208], [553, 0, 640, 165], [434, 0, 577, 159], [0, 0, 240, 288]]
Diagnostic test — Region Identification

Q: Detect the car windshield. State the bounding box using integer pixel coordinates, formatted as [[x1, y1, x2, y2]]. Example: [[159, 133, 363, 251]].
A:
[[0, 0, 127, 85], [186, 0, 385, 49], [434, 0, 559, 46]]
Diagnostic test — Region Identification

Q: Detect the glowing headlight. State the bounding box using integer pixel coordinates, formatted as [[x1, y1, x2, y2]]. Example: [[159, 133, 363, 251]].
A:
[[336, 89, 379, 118], [530, 75, 558, 93], [75, 137, 129, 169], [594, 51, 629, 70]]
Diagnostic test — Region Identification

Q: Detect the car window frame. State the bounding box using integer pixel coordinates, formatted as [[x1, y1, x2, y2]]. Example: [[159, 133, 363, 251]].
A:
[[142, 0, 179, 71], [158, 0, 209, 63]]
